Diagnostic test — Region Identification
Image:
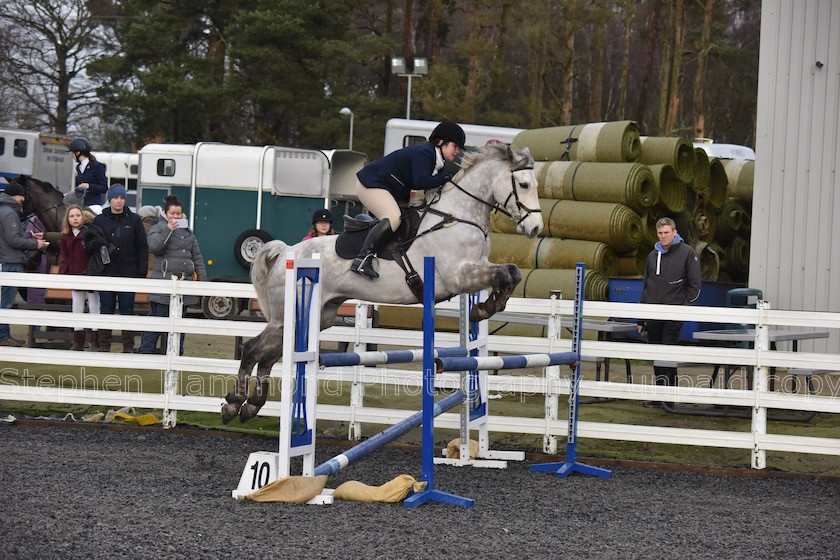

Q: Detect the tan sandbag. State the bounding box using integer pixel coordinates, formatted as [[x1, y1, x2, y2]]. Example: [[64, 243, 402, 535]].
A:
[[512, 121, 641, 162], [333, 475, 427, 503], [245, 475, 329, 503], [446, 438, 479, 459]]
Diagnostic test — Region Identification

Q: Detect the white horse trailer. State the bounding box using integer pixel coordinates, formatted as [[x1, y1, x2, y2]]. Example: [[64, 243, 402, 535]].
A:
[[137, 142, 367, 318], [383, 118, 524, 156], [0, 128, 74, 190]]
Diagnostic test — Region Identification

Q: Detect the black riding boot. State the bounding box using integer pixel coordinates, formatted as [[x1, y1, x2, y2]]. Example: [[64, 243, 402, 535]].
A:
[[350, 219, 393, 279]]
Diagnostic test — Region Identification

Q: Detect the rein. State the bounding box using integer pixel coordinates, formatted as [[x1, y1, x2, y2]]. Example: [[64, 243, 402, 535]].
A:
[[446, 163, 541, 227]]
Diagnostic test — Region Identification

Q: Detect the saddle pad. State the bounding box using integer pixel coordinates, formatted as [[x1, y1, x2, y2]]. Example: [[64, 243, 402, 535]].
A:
[[334, 209, 423, 260]]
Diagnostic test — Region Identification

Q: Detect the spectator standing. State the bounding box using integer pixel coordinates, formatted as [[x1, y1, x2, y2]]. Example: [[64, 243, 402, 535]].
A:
[[301, 208, 336, 241], [0, 183, 48, 346], [92, 185, 148, 352], [637, 217, 701, 398], [138, 196, 206, 354], [58, 204, 101, 351], [69, 137, 108, 209]]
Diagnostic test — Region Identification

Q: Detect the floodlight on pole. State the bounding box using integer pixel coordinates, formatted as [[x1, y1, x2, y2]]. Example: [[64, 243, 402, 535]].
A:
[[339, 107, 354, 150], [391, 56, 428, 119]]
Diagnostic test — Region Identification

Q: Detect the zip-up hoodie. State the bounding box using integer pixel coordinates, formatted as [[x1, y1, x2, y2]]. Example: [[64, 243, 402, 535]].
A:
[[639, 234, 701, 305], [0, 192, 37, 264]]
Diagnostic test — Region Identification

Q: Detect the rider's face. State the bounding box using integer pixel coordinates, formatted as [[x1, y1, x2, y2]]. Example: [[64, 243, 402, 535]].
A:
[[439, 141, 459, 162]]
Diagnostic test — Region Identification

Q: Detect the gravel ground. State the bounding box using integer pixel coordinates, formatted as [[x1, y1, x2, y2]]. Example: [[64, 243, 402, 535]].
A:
[[2, 423, 839, 560]]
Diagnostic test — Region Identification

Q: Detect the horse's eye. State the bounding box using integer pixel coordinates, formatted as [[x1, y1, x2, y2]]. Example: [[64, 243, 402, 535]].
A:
[[518, 182, 529, 189]]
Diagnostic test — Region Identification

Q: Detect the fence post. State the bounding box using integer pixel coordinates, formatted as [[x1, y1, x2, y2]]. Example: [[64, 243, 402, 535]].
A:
[[162, 274, 183, 428], [348, 302, 369, 441], [543, 290, 563, 454], [751, 299, 770, 469]]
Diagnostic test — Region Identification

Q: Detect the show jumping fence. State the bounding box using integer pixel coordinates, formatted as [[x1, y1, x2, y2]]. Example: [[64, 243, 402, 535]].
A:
[[1, 270, 839, 470]]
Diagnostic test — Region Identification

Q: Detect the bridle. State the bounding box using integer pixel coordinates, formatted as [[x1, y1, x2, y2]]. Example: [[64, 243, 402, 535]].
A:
[[448, 159, 542, 226]]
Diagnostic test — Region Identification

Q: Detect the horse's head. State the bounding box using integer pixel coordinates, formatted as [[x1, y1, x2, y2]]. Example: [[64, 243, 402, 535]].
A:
[[13, 175, 66, 232], [461, 145, 543, 238]]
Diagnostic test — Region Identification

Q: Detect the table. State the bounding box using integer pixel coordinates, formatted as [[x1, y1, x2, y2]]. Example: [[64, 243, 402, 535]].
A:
[[692, 328, 830, 391], [435, 309, 638, 382]]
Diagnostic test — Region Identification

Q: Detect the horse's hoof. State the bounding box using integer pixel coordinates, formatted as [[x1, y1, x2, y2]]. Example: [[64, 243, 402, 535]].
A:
[[239, 402, 259, 423], [220, 402, 241, 424], [469, 304, 491, 322]]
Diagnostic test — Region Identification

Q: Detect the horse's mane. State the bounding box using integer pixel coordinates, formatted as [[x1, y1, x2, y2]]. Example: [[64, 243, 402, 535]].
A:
[[459, 144, 532, 173]]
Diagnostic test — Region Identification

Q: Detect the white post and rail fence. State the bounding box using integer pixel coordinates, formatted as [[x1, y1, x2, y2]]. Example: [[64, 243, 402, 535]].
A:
[[1, 271, 839, 470]]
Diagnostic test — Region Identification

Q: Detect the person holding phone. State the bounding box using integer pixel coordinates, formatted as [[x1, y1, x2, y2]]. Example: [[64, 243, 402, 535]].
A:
[[138, 195, 207, 354]]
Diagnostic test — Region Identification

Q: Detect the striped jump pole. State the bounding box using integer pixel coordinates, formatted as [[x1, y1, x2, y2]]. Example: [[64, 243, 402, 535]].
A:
[[436, 352, 578, 373], [319, 346, 468, 368], [313, 390, 466, 476], [530, 262, 612, 479], [404, 256, 474, 509]]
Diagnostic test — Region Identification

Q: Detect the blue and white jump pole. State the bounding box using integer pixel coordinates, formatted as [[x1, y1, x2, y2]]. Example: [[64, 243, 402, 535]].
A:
[[530, 262, 612, 478]]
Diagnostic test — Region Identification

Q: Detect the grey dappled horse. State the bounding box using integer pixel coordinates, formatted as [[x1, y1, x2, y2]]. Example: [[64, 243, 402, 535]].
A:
[[222, 144, 544, 423]]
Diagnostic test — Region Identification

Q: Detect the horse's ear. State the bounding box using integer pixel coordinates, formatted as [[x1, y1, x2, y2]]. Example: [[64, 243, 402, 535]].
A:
[[509, 145, 534, 171]]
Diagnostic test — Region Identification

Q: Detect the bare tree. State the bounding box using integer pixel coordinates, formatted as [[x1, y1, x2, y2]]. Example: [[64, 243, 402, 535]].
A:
[[693, 0, 714, 138], [0, 0, 107, 134]]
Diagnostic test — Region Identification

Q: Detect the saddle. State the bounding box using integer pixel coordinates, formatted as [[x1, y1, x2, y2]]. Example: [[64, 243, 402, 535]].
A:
[[335, 207, 427, 300]]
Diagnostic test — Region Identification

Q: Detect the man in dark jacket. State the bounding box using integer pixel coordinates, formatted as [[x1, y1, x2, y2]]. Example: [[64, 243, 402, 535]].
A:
[[92, 184, 148, 352], [0, 183, 49, 346], [637, 217, 701, 393]]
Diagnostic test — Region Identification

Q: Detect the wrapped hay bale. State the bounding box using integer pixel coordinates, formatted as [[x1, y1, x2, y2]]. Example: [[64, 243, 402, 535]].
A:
[[535, 199, 642, 253], [647, 163, 686, 213], [512, 121, 641, 163], [639, 136, 696, 183], [514, 268, 609, 301], [722, 159, 755, 204], [533, 161, 657, 214], [489, 232, 619, 277], [707, 158, 728, 210]]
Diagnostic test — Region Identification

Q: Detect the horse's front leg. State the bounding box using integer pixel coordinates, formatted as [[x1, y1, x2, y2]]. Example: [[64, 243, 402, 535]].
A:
[[221, 323, 282, 424], [447, 262, 521, 322], [239, 342, 283, 422]]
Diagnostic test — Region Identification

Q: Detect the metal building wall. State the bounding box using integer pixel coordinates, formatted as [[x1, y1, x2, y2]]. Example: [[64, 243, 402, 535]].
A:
[[751, 0, 840, 352]]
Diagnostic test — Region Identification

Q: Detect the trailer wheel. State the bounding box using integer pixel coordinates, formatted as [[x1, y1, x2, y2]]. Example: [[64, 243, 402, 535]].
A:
[[201, 295, 241, 320], [234, 229, 272, 268]]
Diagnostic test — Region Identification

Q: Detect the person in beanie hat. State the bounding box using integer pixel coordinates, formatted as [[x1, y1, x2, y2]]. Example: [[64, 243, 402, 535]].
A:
[[92, 184, 148, 352], [0, 182, 49, 346], [301, 208, 336, 241]]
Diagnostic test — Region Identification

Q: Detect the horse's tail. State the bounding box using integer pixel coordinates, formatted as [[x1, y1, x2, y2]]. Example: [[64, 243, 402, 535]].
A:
[[250, 239, 289, 322]]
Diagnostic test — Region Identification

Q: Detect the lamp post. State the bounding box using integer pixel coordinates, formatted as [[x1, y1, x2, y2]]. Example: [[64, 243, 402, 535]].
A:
[[391, 56, 428, 119], [339, 107, 354, 150]]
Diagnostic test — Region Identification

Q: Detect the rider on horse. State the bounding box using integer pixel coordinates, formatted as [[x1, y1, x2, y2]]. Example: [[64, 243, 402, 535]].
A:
[[351, 121, 466, 279]]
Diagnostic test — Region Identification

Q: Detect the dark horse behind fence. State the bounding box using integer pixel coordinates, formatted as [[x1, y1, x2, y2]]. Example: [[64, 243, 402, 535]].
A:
[[7, 175, 69, 268], [222, 144, 544, 424]]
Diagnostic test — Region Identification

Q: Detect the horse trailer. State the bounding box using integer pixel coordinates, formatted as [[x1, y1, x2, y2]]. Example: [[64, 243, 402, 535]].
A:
[[383, 118, 524, 156], [0, 128, 74, 190], [137, 142, 367, 318]]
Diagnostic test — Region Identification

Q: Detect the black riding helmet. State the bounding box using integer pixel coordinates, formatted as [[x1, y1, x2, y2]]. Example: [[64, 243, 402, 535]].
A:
[[68, 137, 93, 154], [312, 208, 333, 224], [429, 121, 466, 150]]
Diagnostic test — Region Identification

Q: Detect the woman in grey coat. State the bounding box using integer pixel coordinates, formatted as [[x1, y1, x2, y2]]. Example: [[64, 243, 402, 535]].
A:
[[137, 195, 207, 354]]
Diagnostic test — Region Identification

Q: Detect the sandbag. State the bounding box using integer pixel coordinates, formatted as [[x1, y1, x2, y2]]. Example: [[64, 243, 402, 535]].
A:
[[512, 121, 641, 163], [333, 474, 426, 503], [489, 233, 618, 277], [446, 438, 480, 459], [639, 136, 695, 183], [533, 161, 657, 214], [245, 475, 329, 503]]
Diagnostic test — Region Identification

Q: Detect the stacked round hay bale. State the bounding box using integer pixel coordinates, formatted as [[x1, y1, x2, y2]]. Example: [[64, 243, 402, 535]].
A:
[[503, 121, 650, 304], [713, 158, 755, 283]]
